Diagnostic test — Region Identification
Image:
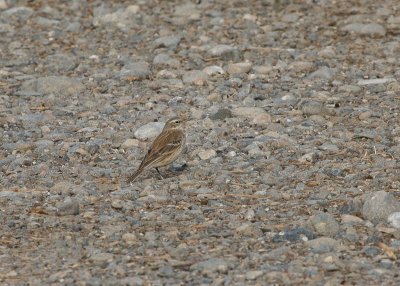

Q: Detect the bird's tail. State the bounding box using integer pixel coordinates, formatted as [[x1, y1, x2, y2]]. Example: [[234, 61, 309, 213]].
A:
[[126, 168, 143, 183]]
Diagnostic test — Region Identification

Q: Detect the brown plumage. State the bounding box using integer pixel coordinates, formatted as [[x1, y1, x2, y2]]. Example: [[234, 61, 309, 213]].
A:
[[127, 116, 187, 183]]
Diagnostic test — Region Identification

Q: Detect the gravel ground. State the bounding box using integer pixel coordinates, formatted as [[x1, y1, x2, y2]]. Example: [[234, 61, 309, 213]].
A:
[[1, 0, 400, 285]]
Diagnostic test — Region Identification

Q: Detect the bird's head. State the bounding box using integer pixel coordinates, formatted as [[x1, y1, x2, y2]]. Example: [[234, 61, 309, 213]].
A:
[[163, 116, 187, 130]]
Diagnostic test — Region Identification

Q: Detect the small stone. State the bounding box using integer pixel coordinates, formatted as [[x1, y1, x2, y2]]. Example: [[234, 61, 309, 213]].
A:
[[252, 65, 274, 74], [341, 214, 364, 224], [45, 53, 77, 73], [6, 270, 18, 277], [93, 5, 139, 28], [118, 277, 143, 286], [51, 181, 75, 193], [243, 14, 257, 21], [227, 62, 253, 74], [289, 61, 314, 73], [111, 199, 123, 209], [339, 85, 362, 94], [318, 46, 336, 58], [309, 213, 340, 237], [358, 111, 372, 120], [186, 188, 215, 195], [203, 65, 225, 75], [298, 152, 319, 164], [134, 122, 164, 140], [122, 233, 138, 244], [357, 78, 395, 85], [246, 270, 264, 280], [244, 209, 256, 221], [341, 23, 386, 36], [235, 223, 263, 237], [308, 66, 336, 80], [153, 53, 180, 67], [246, 143, 264, 158], [318, 143, 339, 152], [282, 13, 299, 23], [301, 100, 326, 116], [121, 138, 140, 149], [363, 246, 381, 257], [90, 252, 114, 264], [2, 6, 33, 19], [252, 113, 272, 126], [191, 258, 232, 274], [0, 0, 8, 9], [272, 227, 315, 242], [57, 198, 80, 216], [306, 237, 339, 253], [210, 108, 233, 120], [362, 191, 400, 224], [207, 44, 239, 61], [179, 180, 202, 190], [117, 61, 151, 80], [41, 125, 51, 133], [20, 76, 84, 96], [154, 35, 181, 49], [197, 149, 216, 160], [388, 212, 400, 228], [182, 70, 208, 85], [232, 107, 270, 122]]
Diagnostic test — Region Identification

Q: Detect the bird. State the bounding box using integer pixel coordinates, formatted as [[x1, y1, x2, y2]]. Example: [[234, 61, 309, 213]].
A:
[[127, 115, 187, 183]]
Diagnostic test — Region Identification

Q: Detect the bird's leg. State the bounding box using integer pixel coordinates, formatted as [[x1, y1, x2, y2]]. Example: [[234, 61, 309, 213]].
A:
[[155, 167, 164, 179]]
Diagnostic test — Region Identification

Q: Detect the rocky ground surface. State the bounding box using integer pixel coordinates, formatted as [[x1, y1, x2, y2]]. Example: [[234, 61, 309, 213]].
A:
[[1, 0, 400, 285]]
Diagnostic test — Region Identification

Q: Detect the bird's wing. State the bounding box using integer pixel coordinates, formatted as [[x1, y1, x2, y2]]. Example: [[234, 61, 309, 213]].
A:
[[138, 129, 184, 169]]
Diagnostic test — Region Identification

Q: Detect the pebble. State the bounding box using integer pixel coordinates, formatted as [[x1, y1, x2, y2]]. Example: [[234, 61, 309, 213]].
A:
[[93, 5, 140, 28], [121, 138, 140, 149], [252, 65, 274, 75], [362, 191, 400, 224], [117, 61, 151, 79], [0, 0, 8, 9], [301, 100, 326, 116], [235, 223, 263, 237], [232, 107, 271, 123], [288, 61, 314, 73], [20, 76, 85, 96], [90, 252, 114, 264], [210, 108, 233, 120], [341, 23, 386, 36], [357, 78, 395, 85], [2, 6, 33, 19], [134, 122, 164, 140], [246, 270, 264, 280], [306, 237, 339, 253], [154, 35, 181, 49], [388, 212, 400, 228], [203, 65, 225, 76], [191, 258, 232, 274], [111, 199, 123, 209], [56, 198, 80, 216], [341, 214, 364, 224], [153, 53, 180, 67], [308, 213, 340, 237], [338, 85, 362, 94], [226, 62, 252, 74], [182, 70, 208, 85], [207, 44, 239, 61], [272, 227, 315, 242], [197, 149, 216, 160], [122, 233, 138, 244], [308, 66, 336, 79]]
